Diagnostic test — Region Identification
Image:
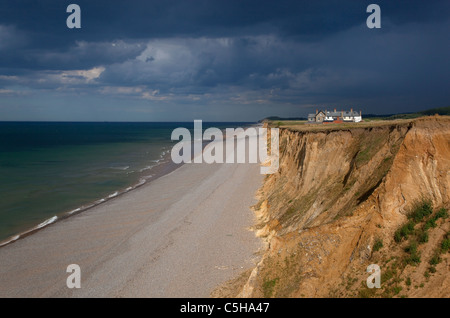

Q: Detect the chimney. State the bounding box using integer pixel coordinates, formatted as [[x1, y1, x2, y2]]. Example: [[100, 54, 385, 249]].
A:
[[360, 110, 362, 116], [316, 109, 318, 114], [334, 108, 336, 112], [351, 108, 353, 113]]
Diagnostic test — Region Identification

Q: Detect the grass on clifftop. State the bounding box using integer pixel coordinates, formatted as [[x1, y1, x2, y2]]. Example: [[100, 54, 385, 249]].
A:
[[267, 113, 450, 133], [264, 106, 450, 128], [270, 118, 413, 131]]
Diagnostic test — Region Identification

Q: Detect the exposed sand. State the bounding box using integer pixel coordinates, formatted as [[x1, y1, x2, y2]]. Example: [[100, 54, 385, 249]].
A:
[[0, 131, 264, 297]]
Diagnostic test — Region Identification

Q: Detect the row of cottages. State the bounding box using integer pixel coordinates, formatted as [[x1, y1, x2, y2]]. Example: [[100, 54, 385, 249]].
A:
[[308, 108, 362, 123]]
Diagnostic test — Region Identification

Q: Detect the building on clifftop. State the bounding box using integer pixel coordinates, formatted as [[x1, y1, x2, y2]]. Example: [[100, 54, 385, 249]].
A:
[[308, 108, 362, 123]]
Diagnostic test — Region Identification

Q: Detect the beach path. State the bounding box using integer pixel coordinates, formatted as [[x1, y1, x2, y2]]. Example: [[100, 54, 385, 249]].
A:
[[0, 133, 264, 297]]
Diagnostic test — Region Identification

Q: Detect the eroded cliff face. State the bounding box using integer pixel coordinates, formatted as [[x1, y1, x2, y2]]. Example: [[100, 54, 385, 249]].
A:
[[239, 116, 450, 298]]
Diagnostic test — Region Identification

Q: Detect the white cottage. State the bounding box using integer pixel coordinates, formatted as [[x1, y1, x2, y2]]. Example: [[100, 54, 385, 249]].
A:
[[308, 108, 362, 123]]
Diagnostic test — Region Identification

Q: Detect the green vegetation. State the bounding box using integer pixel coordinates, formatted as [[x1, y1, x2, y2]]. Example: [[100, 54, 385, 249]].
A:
[[428, 230, 449, 271], [355, 134, 386, 166], [419, 106, 450, 116], [358, 288, 376, 298], [262, 277, 279, 298], [417, 230, 429, 244], [373, 238, 383, 252], [345, 276, 358, 291], [404, 240, 418, 254], [364, 106, 450, 121], [394, 221, 415, 243], [283, 206, 296, 220], [429, 254, 441, 266], [356, 203, 449, 297], [405, 252, 421, 265], [424, 218, 437, 230], [441, 231, 450, 253], [355, 148, 371, 165], [408, 201, 433, 223], [393, 286, 403, 295], [403, 240, 421, 265], [393, 204, 449, 280], [278, 187, 318, 225], [381, 269, 396, 284], [394, 201, 434, 243], [393, 201, 447, 266], [356, 203, 448, 298], [435, 208, 449, 219], [358, 280, 378, 298], [258, 249, 306, 298]]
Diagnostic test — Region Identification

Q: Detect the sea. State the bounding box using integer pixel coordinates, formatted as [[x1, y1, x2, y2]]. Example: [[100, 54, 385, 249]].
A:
[[0, 121, 253, 246]]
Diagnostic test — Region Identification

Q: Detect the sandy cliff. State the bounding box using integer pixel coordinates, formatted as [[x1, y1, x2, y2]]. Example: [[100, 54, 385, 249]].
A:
[[237, 116, 450, 298]]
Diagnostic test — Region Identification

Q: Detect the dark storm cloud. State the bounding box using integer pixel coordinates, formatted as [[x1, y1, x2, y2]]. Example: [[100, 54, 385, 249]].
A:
[[1, 0, 448, 41], [0, 40, 146, 71], [99, 19, 449, 94], [0, 0, 449, 120]]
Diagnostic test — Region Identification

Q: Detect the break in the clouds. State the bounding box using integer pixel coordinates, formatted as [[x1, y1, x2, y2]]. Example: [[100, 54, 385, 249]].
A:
[[0, 0, 449, 121]]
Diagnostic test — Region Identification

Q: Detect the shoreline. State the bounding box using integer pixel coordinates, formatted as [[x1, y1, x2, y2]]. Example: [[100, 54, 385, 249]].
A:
[[0, 123, 261, 249], [0, 149, 180, 249], [0, 126, 264, 297]]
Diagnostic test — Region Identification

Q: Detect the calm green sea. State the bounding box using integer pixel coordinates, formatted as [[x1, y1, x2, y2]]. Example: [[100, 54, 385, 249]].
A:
[[0, 122, 250, 245]]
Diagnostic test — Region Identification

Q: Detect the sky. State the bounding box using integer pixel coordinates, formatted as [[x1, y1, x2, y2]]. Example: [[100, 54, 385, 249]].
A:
[[0, 0, 449, 122]]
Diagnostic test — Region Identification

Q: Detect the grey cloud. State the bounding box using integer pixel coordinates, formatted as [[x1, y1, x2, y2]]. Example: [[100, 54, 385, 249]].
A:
[[0, 40, 146, 71], [97, 18, 449, 102], [0, 24, 26, 51], [0, 1, 448, 120]]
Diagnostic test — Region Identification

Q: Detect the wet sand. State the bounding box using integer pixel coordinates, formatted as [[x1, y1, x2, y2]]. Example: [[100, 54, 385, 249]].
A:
[[0, 131, 264, 297]]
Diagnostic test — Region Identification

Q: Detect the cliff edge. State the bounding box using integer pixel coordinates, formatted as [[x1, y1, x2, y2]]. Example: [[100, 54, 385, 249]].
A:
[[234, 116, 450, 298]]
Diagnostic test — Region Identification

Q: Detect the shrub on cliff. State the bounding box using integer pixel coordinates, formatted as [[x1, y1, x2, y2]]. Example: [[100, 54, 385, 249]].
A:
[[408, 201, 433, 223], [394, 222, 415, 242]]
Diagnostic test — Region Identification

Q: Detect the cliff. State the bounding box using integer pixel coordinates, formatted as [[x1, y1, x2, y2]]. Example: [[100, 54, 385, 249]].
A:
[[237, 116, 450, 297]]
